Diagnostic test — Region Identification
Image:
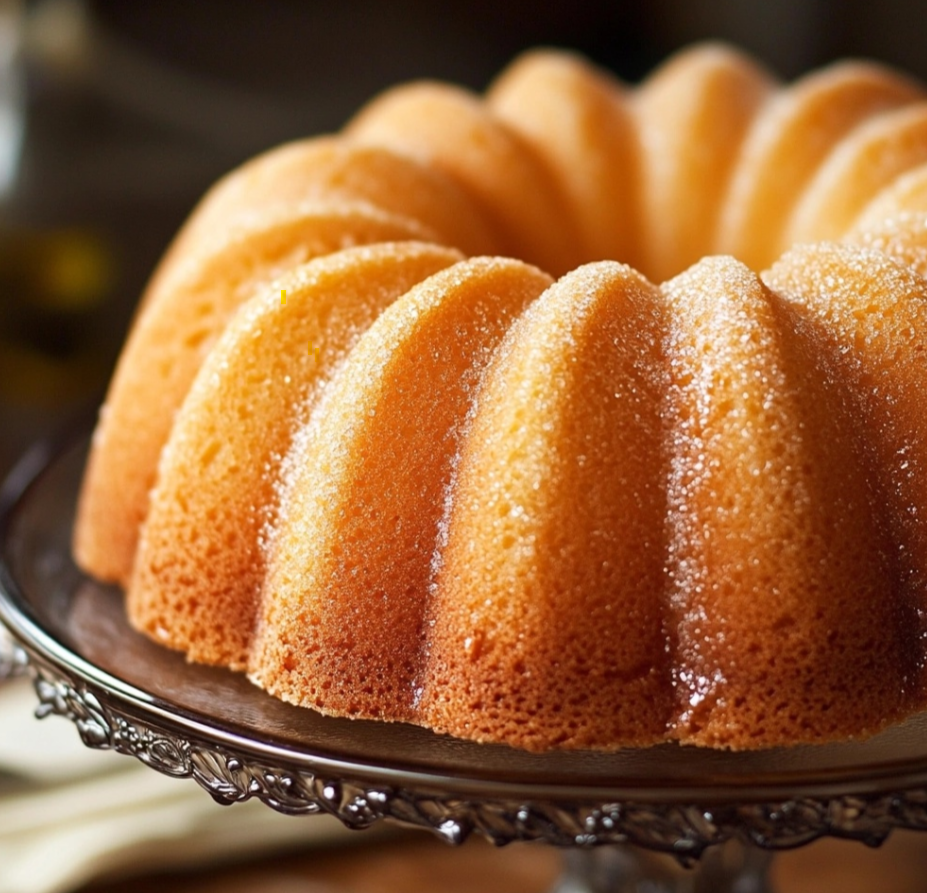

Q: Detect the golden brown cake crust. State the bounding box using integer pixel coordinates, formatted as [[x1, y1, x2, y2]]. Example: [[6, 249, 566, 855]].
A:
[[74, 44, 927, 751], [128, 243, 465, 670]]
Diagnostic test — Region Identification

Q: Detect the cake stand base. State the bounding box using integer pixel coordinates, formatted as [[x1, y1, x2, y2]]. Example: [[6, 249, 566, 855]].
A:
[[553, 843, 772, 893]]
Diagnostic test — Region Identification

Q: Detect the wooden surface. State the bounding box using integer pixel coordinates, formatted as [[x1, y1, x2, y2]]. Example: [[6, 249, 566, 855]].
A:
[[80, 826, 927, 892]]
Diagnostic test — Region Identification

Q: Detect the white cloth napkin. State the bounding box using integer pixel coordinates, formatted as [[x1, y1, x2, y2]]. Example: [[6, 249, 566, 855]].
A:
[[0, 676, 362, 893]]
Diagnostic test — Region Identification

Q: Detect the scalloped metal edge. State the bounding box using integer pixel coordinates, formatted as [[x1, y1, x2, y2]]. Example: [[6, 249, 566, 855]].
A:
[[0, 624, 27, 681], [5, 630, 927, 859]]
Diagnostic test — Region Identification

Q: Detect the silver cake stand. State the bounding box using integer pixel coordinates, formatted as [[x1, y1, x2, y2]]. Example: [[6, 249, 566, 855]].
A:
[[4, 428, 927, 893]]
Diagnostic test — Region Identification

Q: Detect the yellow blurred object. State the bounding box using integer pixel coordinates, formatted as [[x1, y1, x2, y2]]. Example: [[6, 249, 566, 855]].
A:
[[0, 225, 116, 408], [0, 226, 113, 310], [35, 230, 113, 310]]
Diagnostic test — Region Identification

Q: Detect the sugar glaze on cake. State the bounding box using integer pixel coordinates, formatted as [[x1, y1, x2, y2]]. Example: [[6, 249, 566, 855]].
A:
[[74, 44, 927, 750]]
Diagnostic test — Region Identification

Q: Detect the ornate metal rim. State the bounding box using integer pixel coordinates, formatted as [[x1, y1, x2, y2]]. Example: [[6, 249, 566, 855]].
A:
[[6, 635, 927, 859], [4, 428, 927, 858]]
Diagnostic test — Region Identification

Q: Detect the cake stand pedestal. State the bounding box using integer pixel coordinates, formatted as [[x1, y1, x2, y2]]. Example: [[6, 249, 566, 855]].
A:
[[4, 430, 927, 893]]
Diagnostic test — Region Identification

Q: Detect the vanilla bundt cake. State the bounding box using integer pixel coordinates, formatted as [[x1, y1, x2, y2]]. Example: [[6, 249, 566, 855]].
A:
[[74, 44, 927, 751]]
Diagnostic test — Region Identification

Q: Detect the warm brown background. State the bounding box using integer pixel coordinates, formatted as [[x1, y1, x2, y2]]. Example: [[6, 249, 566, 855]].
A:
[[5, 0, 927, 477], [79, 826, 927, 893]]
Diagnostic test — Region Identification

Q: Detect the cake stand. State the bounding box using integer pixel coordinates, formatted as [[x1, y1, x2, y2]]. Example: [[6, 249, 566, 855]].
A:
[[4, 428, 927, 893]]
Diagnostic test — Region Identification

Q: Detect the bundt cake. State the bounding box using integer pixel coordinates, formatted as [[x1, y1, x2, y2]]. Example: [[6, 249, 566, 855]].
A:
[[73, 44, 927, 751]]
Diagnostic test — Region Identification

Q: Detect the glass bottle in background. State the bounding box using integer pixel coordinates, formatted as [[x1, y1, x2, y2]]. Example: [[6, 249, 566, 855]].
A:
[[0, 0, 233, 478]]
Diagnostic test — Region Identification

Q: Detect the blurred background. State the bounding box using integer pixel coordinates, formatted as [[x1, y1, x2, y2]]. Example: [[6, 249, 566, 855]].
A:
[[3, 0, 927, 477], [4, 1, 927, 890]]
